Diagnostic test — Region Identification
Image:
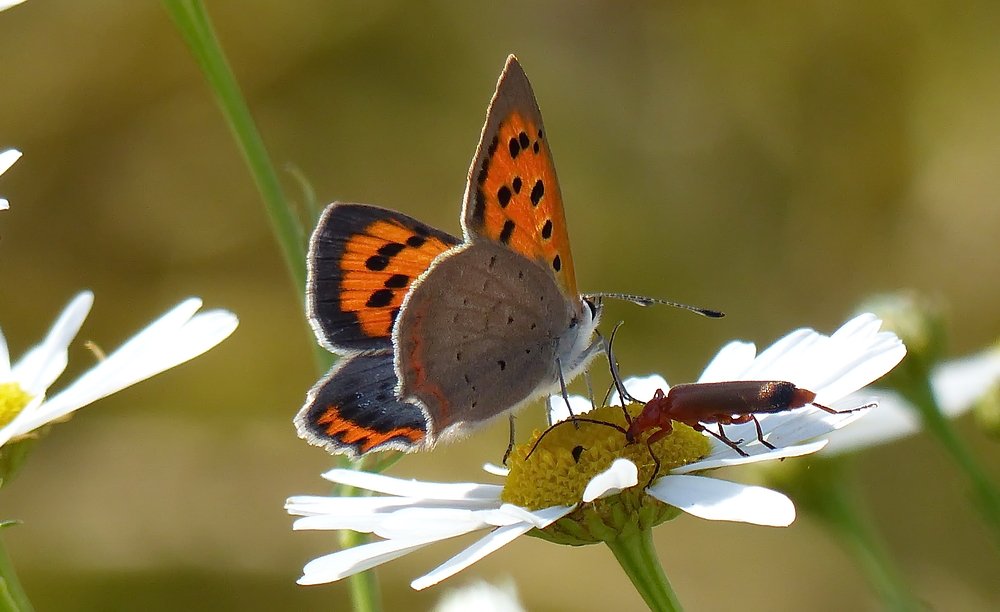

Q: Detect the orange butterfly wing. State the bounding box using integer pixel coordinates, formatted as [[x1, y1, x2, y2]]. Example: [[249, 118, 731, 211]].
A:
[[461, 55, 578, 299]]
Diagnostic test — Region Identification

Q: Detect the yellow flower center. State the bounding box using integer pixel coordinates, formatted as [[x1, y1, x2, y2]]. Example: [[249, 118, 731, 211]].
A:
[[502, 403, 711, 510], [0, 382, 33, 428]]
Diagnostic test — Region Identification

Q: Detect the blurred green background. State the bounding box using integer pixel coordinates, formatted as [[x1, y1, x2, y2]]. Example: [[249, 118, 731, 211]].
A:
[[1, 1, 999, 610]]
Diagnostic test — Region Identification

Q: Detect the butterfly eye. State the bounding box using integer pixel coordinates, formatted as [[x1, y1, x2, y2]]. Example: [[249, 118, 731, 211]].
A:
[[583, 296, 601, 320]]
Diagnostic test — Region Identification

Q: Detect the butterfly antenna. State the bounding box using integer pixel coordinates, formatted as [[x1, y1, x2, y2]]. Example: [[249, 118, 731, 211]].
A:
[[586, 292, 724, 318], [502, 414, 517, 465]]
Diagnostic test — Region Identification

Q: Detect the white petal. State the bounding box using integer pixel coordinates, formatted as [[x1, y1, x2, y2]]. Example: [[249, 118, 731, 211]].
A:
[[672, 440, 827, 473], [286, 494, 499, 519], [298, 536, 440, 585], [410, 506, 570, 591], [321, 468, 504, 501], [0, 149, 20, 176], [698, 341, 756, 383], [293, 513, 388, 533], [547, 393, 593, 424], [0, 325, 10, 377], [0, 199, 8, 211], [808, 337, 906, 404], [1, 301, 237, 444], [286, 495, 413, 517], [476, 504, 542, 528], [733, 400, 872, 451], [741, 328, 818, 379], [582, 458, 638, 502], [411, 524, 532, 590], [493, 503, 571, 529], [11, 292, 93, 396], [647, 474, 795, 526], [482, 463, 510, 477], [375, 507, 489, 540]]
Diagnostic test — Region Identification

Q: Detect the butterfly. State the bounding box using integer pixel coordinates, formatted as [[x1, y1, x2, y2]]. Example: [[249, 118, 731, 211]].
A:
[[295, 55, 602, 457]]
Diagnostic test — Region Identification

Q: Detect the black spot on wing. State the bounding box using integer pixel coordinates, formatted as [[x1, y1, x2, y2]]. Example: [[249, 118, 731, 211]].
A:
[[499, 220, 516, 245], [384, 274, 409, 289], [530, 180, 544, 206], [472, 189, 487, 226], [498, 185, 512, 208], [509, 137, 521, 159], [365, 255, 389, 271], [366, 289, 394, 308]]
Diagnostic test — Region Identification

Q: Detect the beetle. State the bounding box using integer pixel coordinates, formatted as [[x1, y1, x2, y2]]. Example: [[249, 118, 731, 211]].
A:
[[531, 326, 870, 483], [625, 380, 840, 453]]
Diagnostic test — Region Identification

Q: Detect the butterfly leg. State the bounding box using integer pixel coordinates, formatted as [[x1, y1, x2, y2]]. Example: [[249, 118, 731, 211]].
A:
[[502, 414, 517, 465], [585, 370, 596, 412], [555, 357, 581, 430]]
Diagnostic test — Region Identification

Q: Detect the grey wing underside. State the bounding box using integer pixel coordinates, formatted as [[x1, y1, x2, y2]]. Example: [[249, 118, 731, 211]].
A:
[[394, 240, 572, 436]]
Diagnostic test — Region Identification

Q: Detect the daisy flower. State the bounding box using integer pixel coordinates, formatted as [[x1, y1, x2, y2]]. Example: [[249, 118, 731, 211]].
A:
[[0, 149, 21, 211], [0, 291, 238, 453], [287, 313, 904, 590]]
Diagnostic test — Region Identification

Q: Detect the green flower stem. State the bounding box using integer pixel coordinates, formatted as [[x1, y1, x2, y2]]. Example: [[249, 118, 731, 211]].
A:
[[604, 528, 683, 612], [339, 529, 381, 612], [901, 375, 1000, 550], [0, 533, 33, 612], [800, 458, 924, 612], [160, 0, 331, 374], [331, 456, 382, 612], [161, 3, 374, 610]]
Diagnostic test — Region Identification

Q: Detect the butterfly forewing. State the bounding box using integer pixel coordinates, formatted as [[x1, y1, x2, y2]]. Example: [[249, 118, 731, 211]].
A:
[[308, 203, 460, 352], [461, 55, 578, 299]]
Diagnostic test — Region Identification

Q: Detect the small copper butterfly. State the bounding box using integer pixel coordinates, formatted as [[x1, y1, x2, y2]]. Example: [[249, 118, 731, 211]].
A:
[[296, 56, 602, 457]]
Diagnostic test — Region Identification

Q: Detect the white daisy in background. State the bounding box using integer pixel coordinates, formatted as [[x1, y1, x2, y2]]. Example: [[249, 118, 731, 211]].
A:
[[0, 291, 238, 452], [0, 1, 28, 13], [432, 579, 526, 612], [0, 149, 22, 211], [821, 346, 1000, 454], [287, 313, 905, 589]]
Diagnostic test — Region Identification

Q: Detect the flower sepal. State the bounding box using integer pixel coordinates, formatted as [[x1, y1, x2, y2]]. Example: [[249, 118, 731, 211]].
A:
[[528, 486, 683, 546], [0, 436, 39, 490]]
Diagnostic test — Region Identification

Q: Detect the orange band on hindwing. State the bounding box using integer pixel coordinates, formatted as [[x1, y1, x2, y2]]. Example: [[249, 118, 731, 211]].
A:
[[317, 405, 426, 453]]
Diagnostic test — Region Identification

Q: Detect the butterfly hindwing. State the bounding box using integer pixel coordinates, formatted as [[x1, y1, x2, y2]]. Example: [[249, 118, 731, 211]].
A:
[[308, 202, 460, 352], [394, 240, 572, 436], [461, 55, 578, 298], [295, 352, 429, 456]]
